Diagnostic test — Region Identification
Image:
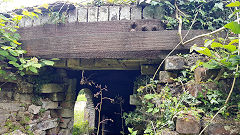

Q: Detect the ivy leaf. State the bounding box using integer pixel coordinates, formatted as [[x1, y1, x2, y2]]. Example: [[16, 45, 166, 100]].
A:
[[33, 7, 42, 14], [6, 55, 17, 62], [226, 1, 240, 7], [214, 3, 223, 10], [0, 50, 9, 57], [224, 45, 237, 52], [9, 49, 19, 56], [9, 61, 20, 67], [152, 108, 160, 114], [32, 64, 42, 68], [147, 108, 153, 113], [41, 3, 49, 9], [224, 22, 240, 34], [228, 9, 240, 18], [22, 10, 30, 16], [42, 60, 54, 66], [29, 66, 38, 73], [202, 60, 220, 69], [19, 58, 26, 64], [211, 42, 223, 49], [51, 58, 60, 61], [228, 39, 239, 46], [144, 94, 154, 100], [191, 60, 203, 71], [204, 39, 215, 47], [190, 45, 212, 57]]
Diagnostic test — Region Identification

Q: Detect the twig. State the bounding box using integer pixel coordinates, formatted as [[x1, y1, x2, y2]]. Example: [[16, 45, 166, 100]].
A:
[[151, 121, 157, 135], [214, 68, 224, 81], [199, 106, 226, 135], [199, 1, 240, 134], [224, 0, 240, 105], [175, 2, 184, 44], [152, 10, 199, 80], [182, 26, 226, 45]]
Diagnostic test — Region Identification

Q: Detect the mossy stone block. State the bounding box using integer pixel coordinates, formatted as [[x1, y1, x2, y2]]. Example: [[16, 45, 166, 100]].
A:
[[40, 84, 64, 93]]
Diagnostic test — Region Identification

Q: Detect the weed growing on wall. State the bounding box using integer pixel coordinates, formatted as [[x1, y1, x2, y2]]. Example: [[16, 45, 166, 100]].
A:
[[147, 0, 232, 30], [0, 3, 54, 87], [123, 1, 240, 134]]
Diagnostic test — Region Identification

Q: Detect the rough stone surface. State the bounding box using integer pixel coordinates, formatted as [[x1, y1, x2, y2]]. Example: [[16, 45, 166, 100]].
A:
[[54, 59, 67, 68], [28, 105, 41, 114], [40, 14, 49, 25], [176, 116, 200, 134], [0, 102, 24, 112], [194, 67, 217, 83], [185, 53, 207, 67], [18, 17, 25, 27], [164, 56, 186, 70], [141, 65, 157, 75], [161, 129, 179, 135], [49, 92, 65, 102], [40, 84, 64, 93], [66, 79, 77, 93], [50, 110, 59, 118], [98, 6, 108, 21], [88, 7, 98, 22], [60, 118, 71, 128], [30, 110, 51, 124], [61, 101, 75, 109], [203, 116, 240, 135], [46, 127, 60, 135], [33, 16, 41, 26], [41, 98, 59, 110], [186, 80, 218, 97], [131, 6, 142, 20], [109, 6, 120, 21], [59, 129, 71, 135], [18, 82, 33, 93], [206, 124, 240, 135], [30, 118, 58, 131], [24, 17, 33, 27], [10, 130, 27, 135], [67, 118, 74, 130], [0, 91, 13, 100], [129, 94, 141, 105], [77, 7, 88, 22], [83, 88, 95, 128], [0, 109, 10, 125], [16, 111, 33, 124], [68, 8, 77, 23], [120, 6, 130, 20], [60, 109, 74, 118], [159, 71, 177, 83], [33, 130, 46, 135], [14, 93, 32, 103], [65, 93, 76, 102], [0, 127, 9, 134], [67, 58, 80, 68]]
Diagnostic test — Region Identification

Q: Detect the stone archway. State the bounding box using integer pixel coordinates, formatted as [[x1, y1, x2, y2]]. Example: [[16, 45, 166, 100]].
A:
[[81, 88, 95, 129]]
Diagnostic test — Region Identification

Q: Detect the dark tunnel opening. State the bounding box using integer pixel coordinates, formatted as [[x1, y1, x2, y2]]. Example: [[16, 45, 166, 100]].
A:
[[68, 70, 140, 135]]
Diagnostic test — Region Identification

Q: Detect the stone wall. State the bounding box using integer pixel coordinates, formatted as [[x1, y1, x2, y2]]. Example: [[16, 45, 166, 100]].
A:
[[17, 3, 163, 27], [0, 69, 80, 135], [158, 55, 240, 135]]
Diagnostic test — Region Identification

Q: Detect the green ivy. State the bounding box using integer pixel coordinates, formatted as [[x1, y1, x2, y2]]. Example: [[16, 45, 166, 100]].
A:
[[0, 4, 55, 83], [149, 0, 232, 30]]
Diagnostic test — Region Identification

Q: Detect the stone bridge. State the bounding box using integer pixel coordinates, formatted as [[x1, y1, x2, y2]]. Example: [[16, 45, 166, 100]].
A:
[[0, 2, 207, 135]]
